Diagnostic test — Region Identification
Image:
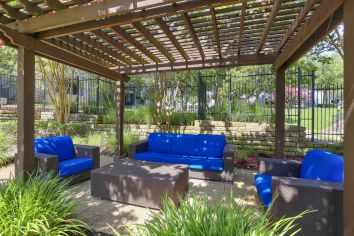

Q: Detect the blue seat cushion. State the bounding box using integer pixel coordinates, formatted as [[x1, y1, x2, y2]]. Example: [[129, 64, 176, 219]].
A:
[[58, 158, 93, 178], [170, 134, 197, 156], [300, 149, 344, 183], [35, 136, 75, 162], [195, 134, 226, 158], [160, 154, 190, 165], [148, 133, 173, 153], [189, 156, 223, 171], [135, 151, 163, 162], [254, 174, 272, 208]]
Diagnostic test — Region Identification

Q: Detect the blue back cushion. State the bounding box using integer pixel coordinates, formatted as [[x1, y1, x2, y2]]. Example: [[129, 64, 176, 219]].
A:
[[195, 134, 226, 158], [34, 136, 75, 162], [170, 134, 197, 155], [300, 149, 344, 183], [148, 133, 173, 153]]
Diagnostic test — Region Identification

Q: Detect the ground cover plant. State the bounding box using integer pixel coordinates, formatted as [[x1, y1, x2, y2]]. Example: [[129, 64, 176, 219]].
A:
[[0, 174, 88, 235], [114, 194, 307, 236]]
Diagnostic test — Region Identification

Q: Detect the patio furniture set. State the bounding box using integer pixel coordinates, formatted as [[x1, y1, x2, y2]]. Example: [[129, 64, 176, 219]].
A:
[[33, 133, 344, 235]]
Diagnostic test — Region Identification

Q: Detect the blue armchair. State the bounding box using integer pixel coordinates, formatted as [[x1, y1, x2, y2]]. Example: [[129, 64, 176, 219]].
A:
[[255, 149, 343, 236], [34, 135, 100, 184]]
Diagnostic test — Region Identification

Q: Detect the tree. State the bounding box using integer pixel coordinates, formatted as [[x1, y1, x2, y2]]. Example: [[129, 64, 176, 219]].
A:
[[37, 58, 75, 124]]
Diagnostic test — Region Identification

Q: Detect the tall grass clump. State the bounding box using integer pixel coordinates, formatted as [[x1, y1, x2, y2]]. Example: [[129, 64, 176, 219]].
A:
[[0, 174, 88, 235], [0, 130, 14, 167], [116, 194, 307, 236]]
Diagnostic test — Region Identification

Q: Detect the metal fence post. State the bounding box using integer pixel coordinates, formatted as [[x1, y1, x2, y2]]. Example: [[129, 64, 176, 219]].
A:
[[311, 70, 315, 142], [297, 67, 301, 130], [197, 72, 206, 120], [228, 74, 232, 120], [96, 76, 100, 114], [76, 75, 80, 113]]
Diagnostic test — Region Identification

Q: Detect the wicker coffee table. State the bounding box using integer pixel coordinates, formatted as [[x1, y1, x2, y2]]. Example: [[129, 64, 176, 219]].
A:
[[91, 160, 189, 209]]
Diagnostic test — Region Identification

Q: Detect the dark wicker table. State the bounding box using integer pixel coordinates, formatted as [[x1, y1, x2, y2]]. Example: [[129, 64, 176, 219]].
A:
[[90, 160, 189, 209]]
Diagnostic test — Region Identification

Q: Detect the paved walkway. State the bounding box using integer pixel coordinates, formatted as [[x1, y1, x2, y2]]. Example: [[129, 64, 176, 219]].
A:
[[0, 157, 257, 235]]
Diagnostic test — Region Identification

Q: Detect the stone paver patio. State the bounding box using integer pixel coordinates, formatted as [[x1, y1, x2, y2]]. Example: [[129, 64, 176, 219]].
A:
[[0, 156, 257, 235]]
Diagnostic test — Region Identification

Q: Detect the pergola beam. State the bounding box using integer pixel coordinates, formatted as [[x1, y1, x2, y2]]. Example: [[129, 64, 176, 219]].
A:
[[111, 26, 161, 63], [0, 24, 123, 80], [132, 22, 175, 62], [33, 0, 243, 40], [119, 54, 276, 74], [256, 0, 281, 54], [210, 8, 222, 60], [181, 12, 205, 59], [273, 0, 343, 71], [155, 17, 190, 61], [276, 0, 317, 52], [237, 0, 247, 54]]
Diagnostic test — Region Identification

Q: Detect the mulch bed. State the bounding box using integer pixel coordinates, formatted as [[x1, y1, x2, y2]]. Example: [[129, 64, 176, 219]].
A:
[[235, 152, 304, 170]]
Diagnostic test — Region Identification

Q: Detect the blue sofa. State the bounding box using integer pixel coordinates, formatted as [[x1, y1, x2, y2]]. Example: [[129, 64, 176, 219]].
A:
[[255, 149, 343, 235], [128, 132, 234, 182], [34, 136, 100, 184]]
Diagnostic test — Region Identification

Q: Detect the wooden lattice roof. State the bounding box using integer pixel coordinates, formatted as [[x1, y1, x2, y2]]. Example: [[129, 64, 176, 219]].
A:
[[0, 0, 343, 78]]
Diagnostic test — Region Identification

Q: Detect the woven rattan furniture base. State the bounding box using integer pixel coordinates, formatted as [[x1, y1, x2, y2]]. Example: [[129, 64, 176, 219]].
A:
[[91, 160, 189, 209]]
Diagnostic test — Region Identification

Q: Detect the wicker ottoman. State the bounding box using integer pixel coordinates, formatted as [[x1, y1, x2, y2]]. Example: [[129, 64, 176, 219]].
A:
[[91, 160, 189, 209]]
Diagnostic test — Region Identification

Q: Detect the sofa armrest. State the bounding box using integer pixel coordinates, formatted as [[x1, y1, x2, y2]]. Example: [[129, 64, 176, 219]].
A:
[[128, 140, 148, 159], [223, 144, 234, 173], [258, 157, 301, 177], [271, 176, 343, 235], [35, 153, 59, 176], [75, 144, 100, 169]]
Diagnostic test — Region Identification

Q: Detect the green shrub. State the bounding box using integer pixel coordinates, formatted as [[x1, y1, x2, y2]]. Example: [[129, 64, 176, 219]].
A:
[[0, 130, 14, 167], [0, 174, 88, 235], [124, 106, 155, 125], [170, 112, 197, 126], [236, 148, 257, 160], [36, 121, 88, 137], [117, 194, 307, 236]]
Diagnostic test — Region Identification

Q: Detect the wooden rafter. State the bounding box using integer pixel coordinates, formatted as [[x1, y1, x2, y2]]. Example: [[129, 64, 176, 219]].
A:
[[44, 0, 67, 11], [111, 26, 161, 63], [181, 12, 205, 59], [0, 13, 13, 24], [0, 1, 29, 20], [256, 0, 282, 54], [273, 0, 343, 71], [237, 0, 247, 54], [75, 33, 125, 66], [276, 0, 317, 52], [30, 0, 243, 39], [92, 29, 146, 65], [132, 21, 175, 62], [20, 0, 47, 16], [0, 24, 122, 80], [210, 8, 222, 59], [155, 17, 189, 61]]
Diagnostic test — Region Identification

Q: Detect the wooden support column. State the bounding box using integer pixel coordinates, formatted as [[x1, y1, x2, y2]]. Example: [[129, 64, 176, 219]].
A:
[[16, 47, 35, 179], [344, 0, 354, 235], [115, 80, 124, 160], [274, 67, 285, 159]]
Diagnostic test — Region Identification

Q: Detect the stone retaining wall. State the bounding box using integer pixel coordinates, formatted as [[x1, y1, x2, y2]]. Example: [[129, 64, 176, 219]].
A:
[[95, 120, 332, 156]]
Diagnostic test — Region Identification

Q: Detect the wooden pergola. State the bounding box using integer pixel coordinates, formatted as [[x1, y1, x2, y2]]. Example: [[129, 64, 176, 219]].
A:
[[0, 0, 352, 234]]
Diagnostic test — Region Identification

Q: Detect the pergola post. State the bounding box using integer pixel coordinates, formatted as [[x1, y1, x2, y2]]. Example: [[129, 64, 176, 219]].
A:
[[15, 46, 35, 179], [115, 80, 124, 161], [344, 0, 354, 235], [274, 67, 285, 159]]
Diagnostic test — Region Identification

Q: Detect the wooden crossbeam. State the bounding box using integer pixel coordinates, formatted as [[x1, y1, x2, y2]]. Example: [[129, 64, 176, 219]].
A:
[[0, 1, 29, 20], [210, 8, 222, 59], [256, 0, 282, 54], [75, 33, 125, 66], [0, 24, 123, 80], [181, 12, 205, 59], [44, 0, 67, 10], [10, 0, 180, 34], [92, 29, 146, 65], [273, 0, 343, 71], [20, 0, 47, 16], [119, 54, 276, 74], [0, 13, 13, 24], [155, 17, 189, 61], [237, 0, 247, 54], [31, 0, 243, 39], [132, 22, 175, 62], [111, 26, 161, 63], [276, 0, 317, 52]]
